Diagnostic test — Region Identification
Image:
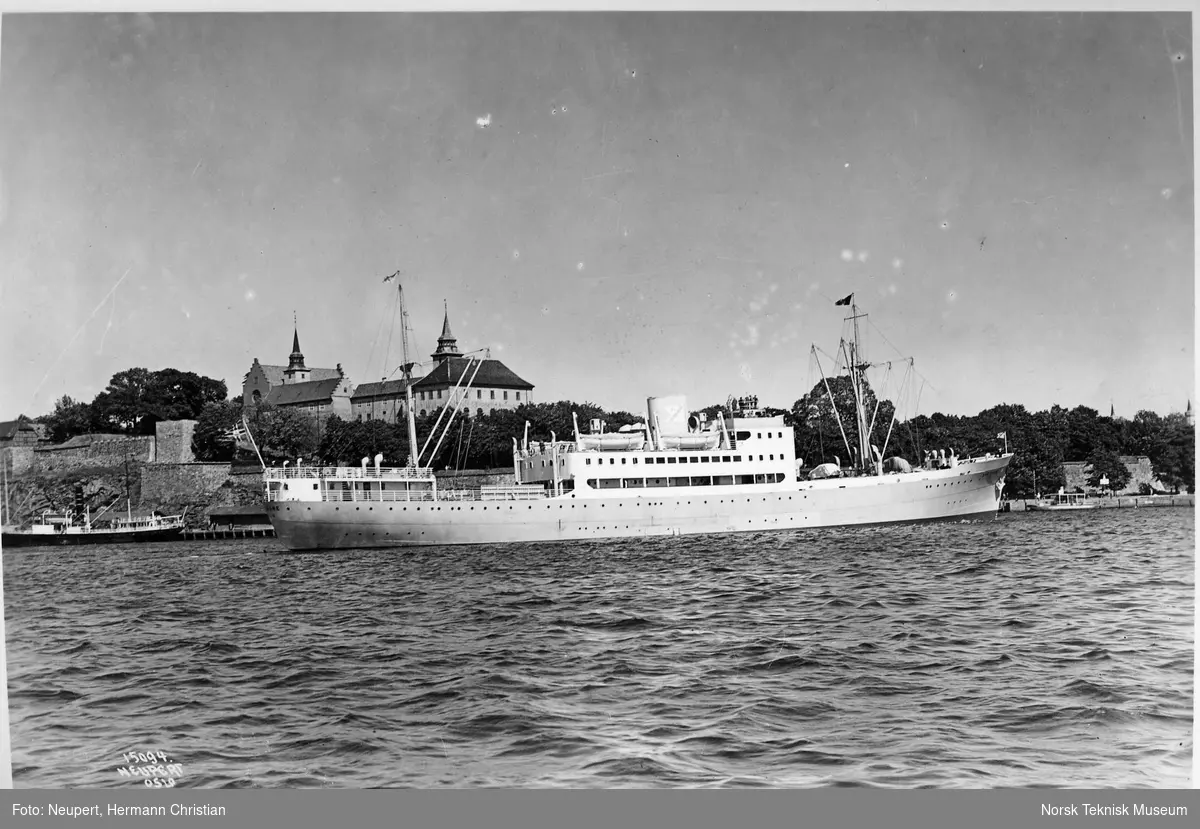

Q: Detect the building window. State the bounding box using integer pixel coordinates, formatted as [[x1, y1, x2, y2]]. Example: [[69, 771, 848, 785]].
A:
[[504, 391, 509, 401], [490, 390, 495, 400], [367, 413, 372, 421], [477, 408, 484, 417], [438, 389, 443, 399], [420, 409, 426, 417], [516, 392, 521, 401], [477, 389, 482, 399]]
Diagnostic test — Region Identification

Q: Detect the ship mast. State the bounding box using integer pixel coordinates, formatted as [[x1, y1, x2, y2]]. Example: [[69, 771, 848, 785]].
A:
[[836, 295, 874, 474], [397, 284, 420, 469]]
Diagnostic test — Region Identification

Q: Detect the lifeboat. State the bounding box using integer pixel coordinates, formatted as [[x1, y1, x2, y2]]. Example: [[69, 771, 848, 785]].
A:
[[577, 433, 645, 451], [659, 432, 721, 451]]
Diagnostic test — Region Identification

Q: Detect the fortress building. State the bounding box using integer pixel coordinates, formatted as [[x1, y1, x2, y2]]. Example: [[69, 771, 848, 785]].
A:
[[350, 307, 533, 422], [242, 325, 354, 420]]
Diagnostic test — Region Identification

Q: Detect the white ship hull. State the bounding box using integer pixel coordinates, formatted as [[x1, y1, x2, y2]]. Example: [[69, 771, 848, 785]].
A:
[[266, 455, 1010, 550]]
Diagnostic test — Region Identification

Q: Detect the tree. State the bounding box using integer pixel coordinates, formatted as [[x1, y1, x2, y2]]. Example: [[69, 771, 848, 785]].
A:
[[192, 400, 243, 462], [146, 369, 227, 422], [41, 395, 97, 443], [248, 404, 319, 460], [1086, 448, 1130, 493], [91, 368, 156, 434]]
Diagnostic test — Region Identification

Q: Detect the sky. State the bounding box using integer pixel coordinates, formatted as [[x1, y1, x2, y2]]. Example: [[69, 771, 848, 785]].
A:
[[0, 11, 1193, 423]]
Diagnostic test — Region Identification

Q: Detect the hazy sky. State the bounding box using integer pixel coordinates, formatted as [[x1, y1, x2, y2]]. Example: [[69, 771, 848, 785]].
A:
[[0, 12, 1193, 422]]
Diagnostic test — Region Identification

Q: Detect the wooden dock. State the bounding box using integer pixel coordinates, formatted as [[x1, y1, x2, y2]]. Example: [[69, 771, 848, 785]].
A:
[[182, 527, 277, 540], [1002, 495, 1194, 512]]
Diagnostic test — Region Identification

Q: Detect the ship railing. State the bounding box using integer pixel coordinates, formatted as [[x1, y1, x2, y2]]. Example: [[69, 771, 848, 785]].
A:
[[516, 441, 577, 458], [269, 486, 552, 504], [263, 465, 435, 480]]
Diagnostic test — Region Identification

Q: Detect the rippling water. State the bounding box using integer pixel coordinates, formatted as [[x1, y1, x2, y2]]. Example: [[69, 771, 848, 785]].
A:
[[4, 509, 1193, 788]]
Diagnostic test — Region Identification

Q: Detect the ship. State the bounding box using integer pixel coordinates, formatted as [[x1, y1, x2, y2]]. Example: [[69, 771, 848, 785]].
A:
[[1025, 491, 1098, 511], [262, 287, 1013, 550], [1, 507, 185, 548], [2, 471, 186, 549]]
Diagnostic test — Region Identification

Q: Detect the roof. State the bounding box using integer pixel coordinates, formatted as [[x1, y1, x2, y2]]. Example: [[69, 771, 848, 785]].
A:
[[264, 377, 345, 406], [351, 379, 409, 401], [412, 357, 533, 391], [254, 363, 343, 387], [0, 418, 36, 440]]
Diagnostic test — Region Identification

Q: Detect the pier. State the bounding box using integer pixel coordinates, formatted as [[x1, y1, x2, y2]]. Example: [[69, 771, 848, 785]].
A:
[[183, 527, 276, 540], [1002, 495, 1194, 512]]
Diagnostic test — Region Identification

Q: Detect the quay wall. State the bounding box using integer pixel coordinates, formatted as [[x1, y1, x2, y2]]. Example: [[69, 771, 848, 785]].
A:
[[139, 463, 233, 524], [1006, 495, 1194, 511]]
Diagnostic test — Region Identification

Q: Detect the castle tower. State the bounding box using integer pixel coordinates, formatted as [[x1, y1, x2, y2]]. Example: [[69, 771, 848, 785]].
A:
[[283, 320, 311, 384], [430, 302, 462, 364], [1187, 400, 1194, 427]]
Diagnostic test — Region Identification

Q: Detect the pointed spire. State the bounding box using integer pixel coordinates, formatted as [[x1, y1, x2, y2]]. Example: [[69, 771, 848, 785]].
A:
[[285, 314, 307, 377], [431, 300, 461, 363]]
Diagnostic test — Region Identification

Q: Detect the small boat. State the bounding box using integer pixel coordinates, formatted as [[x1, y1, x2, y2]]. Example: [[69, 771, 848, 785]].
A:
[[2, 508, 186, 548], [576, 433, 645, 451], [1026, 492, 1098, 511]]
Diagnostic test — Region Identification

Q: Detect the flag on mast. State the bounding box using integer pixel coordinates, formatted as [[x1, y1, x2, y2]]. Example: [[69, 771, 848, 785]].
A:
[[383, 270, 400, 283], [835, 294, 853, 306]]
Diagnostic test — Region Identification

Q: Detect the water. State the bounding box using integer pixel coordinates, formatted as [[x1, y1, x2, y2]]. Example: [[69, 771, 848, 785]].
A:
[[4, 509, 1193, 788]]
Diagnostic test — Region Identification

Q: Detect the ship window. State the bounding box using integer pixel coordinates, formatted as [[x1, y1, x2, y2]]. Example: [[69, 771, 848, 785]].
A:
[[736, 431, 750, 441], [667, 457, 676, 464], [691, 476, 711, 486], [759, 455, 764, 461], [587, 479, 597, 487], [633, 458, 638, 464], [723, 456, 731, 462], [314, 484, 318, 490], [734, 455, 741, 462], [655, 457, 666, 464], [623, 478, 645, 488], [737, 475, 755, 485], [690, 457, 698, 463], [714, 475, 733, 485], [770, 454, 774, 460], [647, 477, 667, 487], [757, 432, 762, 439], [670, 477, 689, 486], [621, 458, 627, 464], [599, 478, 621, 489], [586, 458, 591, 465]]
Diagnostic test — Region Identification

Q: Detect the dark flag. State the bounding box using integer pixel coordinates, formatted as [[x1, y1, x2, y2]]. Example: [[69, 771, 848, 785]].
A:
[[835, 294, 853, 306], [383, 270, 400, 283]]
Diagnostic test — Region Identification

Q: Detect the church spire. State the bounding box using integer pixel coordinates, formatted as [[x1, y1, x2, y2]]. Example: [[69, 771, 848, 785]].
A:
[[284, 313, 308, 382], [431, 300, 461, 363]]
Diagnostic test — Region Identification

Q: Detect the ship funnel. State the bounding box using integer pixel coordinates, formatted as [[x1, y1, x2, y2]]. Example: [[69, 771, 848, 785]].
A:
[[374, 453, 383, 473], [361, 457, 369, 472]]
